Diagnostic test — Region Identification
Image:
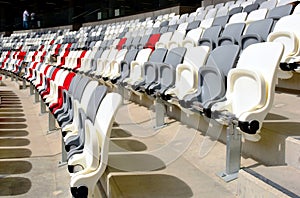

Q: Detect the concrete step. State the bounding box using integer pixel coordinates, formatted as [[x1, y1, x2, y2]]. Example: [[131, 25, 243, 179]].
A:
[[285, 136, 300, 170]]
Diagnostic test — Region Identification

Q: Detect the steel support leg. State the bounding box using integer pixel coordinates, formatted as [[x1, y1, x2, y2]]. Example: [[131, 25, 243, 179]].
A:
[[40, 100, 47, 114], [154, 98, 167, 129], [34, 90, 40, 103], [217, 123, 241, 182], [29, 84, 34, 95], [47, 112, 58, 133], [58, 137, 67, 166], [22, 79, 26, 89]]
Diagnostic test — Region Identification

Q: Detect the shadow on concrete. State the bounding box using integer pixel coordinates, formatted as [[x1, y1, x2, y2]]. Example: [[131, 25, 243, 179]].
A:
[[0, 118, 26, 122], [0, 109, 23, 113], [111, 128, 132, 138], [263, 122, 300, 136], [0, 148, 32, 159], [0, 124, 27, 129], [110, 174, 193, 197], [0, 138, 30, 146], [0, 113, 25, 117], [108, 153, 166, 172], [0, 177, 31, 195], [110, 139, 147, 152], [265, 113, 289, 120], [0, 130, 29, 137], [0, 105, 23, 109], [0, 161, 32, 174]]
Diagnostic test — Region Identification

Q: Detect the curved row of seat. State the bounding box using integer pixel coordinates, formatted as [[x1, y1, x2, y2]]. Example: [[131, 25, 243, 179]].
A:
[[0, 0, 299, 196]]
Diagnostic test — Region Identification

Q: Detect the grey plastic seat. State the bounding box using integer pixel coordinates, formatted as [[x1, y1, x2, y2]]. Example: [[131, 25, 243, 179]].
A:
[[212, 15, 229, 28], [127, 36, 141, 49], [168, 24, 179, 32], [243, 3, 259, 13], [133, 48, 168, 92], [111, 49, 139, 85], [266, 4, 293, 21], [65, 85, 107, 160], [137, 34, 150, 50], [186, 20, 201, 32], [58, 76, 91, 130], [147, 47, 187, 96], [228, 6, 243, 16], [259, 0, 277, 9], [54, 74, 82, 119], [198, 25, 223, 49], [239, 18, 273, 50], [88, 47, 104, 74], [122, 37, 134, 49], [217, 23, 246, 46], [180, 45, 240, 113]]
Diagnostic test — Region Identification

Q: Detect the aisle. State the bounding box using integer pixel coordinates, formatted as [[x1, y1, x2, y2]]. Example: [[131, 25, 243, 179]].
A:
[[0, 78, 70, 197]]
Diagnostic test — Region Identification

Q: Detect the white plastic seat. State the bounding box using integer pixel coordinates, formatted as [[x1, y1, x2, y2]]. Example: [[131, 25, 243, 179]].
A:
[[227, 12, 248, 25], [155, 32, 173, 49], [165, 46, 210, 104], [166, 30, 186, 49], [123, 48, 152, 89], [68, 93, 122, 198], [267, 14, 300, 78], [245, 8, 268, 24], [212, 42, 283, 141], [102, 49, 128, 80]]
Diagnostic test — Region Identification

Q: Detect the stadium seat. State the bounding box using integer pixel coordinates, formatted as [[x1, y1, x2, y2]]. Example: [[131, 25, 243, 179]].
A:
[[211, 42, 283, 141], [68, 93, 122, 198], [180, 45, 240, 112]]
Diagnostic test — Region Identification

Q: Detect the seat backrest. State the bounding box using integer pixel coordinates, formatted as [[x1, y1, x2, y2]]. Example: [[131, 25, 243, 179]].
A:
[[212, 15, 229, 28], [218, 23, 245, 46], [196, 45, 240, 105], [86, 85, 108, 123], [155, 32, 173, 48], [206, 45, 240, 78], [199, 25, 222, 49], [159, 47, 187, 88], [164, 47, 186, 66], [183, 27, 203, 48], [228, 42, 283, 124], [246, 8, 268, 23], [240, 18, 273, 50], [228, 6, 243, 16], [266, 4, 293, 20], [216, 7, 229, 17], [186, 20, 201, 32], [243, 3, 259, 13], [259, 0, 277, 9], [117, 49, 139, 82], [267, 14, 300, 61], [173, 46, 210, 99], [143, 48, 168, 84], [145, 33, 161, 50], [73, 76, 90, 101], [68, 74, 82, 95], [95, 93, 122, 174], [80, 80, 99, 112], [228, 12, 248, 24]]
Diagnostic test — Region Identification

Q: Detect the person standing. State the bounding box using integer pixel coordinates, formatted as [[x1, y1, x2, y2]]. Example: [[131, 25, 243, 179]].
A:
[[30, 12, 36, 28], [23, 9, 29, 29]]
